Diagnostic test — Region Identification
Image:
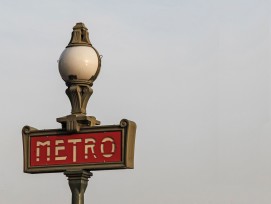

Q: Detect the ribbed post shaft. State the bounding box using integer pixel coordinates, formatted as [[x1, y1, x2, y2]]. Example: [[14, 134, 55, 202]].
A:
[[64, 170, 92, 204]]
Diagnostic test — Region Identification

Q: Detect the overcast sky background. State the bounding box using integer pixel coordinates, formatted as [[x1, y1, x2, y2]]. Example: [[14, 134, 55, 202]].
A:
[[1, 0, 271, 203]]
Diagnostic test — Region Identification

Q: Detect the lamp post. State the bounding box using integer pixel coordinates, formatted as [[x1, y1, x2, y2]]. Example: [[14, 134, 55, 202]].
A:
[[22, 22, 136, 204], [58, 22, 101, 204], [57, 22, 101, 132]]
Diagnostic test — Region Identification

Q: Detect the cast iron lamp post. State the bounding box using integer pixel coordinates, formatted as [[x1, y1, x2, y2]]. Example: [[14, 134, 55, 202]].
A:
[[57, 22, 101, 133], [58, 22, 102, 204], [22, 22, 136, 204]]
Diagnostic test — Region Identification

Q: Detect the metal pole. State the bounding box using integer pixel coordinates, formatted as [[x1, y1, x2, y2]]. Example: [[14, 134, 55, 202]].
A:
[[64, 170, 92, 204]]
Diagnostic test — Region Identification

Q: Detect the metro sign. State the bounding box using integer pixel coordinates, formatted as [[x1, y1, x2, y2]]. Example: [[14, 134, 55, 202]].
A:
[[22, 119, 136, 173]]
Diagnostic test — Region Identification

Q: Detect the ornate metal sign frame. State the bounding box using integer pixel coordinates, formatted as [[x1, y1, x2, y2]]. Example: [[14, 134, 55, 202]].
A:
[[22, 119, 136, 174]]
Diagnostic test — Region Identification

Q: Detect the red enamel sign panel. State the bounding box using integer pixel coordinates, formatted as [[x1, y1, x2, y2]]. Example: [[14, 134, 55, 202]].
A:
[[22, 120, 136, 173], [30, 131, 122, 167]]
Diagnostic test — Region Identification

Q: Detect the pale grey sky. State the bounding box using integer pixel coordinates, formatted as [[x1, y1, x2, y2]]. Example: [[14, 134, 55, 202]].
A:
[[1, 0, 271, 203]]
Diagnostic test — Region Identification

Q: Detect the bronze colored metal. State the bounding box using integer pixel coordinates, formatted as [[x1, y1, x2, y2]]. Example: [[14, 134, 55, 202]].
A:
[[56, 79, 100, 132], [56, 81, 100, 132], [67, 22, 92, 47], [22, 119, 136, 174], [57, 114, 100, 132], [64, 170, 92, 204], [66, 82, 92, 115]]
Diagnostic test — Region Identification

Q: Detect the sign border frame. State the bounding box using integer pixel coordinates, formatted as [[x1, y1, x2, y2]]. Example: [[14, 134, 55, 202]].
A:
[[22, 119, 136, 174]]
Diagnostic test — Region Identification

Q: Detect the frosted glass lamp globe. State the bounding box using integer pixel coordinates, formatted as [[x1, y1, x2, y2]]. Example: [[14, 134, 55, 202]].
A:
[[58, 46, 100, 82]]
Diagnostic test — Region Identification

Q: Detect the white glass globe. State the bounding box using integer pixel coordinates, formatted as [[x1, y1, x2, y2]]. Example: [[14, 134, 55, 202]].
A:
[[58, 46, 99, 82]]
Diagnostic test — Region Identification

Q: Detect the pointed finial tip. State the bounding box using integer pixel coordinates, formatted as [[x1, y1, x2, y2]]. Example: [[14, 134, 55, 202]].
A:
[[73, 22, 87, 30]]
